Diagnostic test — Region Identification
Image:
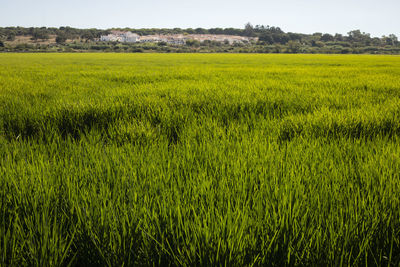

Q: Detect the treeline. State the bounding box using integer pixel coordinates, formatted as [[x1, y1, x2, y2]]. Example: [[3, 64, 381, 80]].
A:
[[0, 24, 284, 42], [0, 26, 109, 43], [0, 24, 399, 54]]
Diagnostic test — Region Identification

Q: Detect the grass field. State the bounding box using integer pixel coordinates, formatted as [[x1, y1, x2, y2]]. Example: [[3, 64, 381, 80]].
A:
[[1, 53, 400, 266]]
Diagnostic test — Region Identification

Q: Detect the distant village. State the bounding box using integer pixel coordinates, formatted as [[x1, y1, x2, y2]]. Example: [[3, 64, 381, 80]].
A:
[[99, 31, 257, 44]]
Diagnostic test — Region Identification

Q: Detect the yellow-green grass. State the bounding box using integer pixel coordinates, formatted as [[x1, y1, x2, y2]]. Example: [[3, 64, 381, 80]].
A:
[[1, 53, 400, 266]]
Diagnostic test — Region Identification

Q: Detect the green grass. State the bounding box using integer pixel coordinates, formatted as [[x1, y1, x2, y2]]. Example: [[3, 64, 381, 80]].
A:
[[1, 53, 400, 266]]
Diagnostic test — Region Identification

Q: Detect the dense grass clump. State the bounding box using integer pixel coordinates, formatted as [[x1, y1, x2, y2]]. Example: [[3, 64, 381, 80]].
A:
[[1, 54, 400, 266]]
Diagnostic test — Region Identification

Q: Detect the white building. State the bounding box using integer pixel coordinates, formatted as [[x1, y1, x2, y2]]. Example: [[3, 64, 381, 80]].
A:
[[100, 32, 256, 45], [123, 32, 140, 42], [100, 31, 140, 43]]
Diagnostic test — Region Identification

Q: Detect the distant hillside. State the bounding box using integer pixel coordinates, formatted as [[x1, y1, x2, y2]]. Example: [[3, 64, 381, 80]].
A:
[[0, 25, 399, 54]]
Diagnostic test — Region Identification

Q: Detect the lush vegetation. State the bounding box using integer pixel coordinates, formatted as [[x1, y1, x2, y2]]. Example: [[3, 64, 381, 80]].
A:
[[1, 54, 400, 266], [1, 25, 399, 54]]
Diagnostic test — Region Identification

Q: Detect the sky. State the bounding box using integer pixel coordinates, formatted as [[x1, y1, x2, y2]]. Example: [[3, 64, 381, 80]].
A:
[[1, 0, 399, 37]]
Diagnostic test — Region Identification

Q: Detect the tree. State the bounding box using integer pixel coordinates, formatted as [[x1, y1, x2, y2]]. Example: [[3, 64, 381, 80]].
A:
[[185, 39, 200, 47], [311, 40, 324, 47], [320, 33, 334, 42], [244, 22, 254, 37], [172, 28, 183, 34], [347, 29, 361, 40], [185, 28, 195, 34], [371, 37, 382, 46], [7, 32, 16, 41], [288, 32, 302, 41], [56, 33, 68, 44], [381, 34, 398, 46], [81, 31, 95, 42], [287, 40, 301, 53], [209, 28, 224, 35], [223, 28, 241, 35], [31, 29, 49, 41], [388, 34, 398, 41], [259, 32, 274, 44], [347, 30, 370, 43], [273, 33, 290, 44], [268, 26, 283, 34], [195, 28, 207, 34], [334, 33, 344, 41], [388, 34, 398, 45], [0, 40, 4, 47]]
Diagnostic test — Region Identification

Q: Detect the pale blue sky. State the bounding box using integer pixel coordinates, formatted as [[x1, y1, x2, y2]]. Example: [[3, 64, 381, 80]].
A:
[[1, 0, 399, 37]]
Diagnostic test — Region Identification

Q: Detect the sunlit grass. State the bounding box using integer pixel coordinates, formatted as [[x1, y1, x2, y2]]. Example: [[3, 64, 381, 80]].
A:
[[1, 53, 400, 266]]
